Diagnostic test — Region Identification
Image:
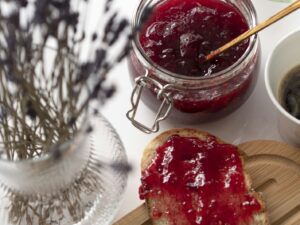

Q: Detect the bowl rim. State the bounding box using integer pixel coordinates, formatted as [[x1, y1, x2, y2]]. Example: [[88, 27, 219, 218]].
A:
[[264, 29, 300, 126]]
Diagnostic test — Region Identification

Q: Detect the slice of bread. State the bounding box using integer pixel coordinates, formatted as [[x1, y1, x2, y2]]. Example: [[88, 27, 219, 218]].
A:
[[140, 128, 269, 225]]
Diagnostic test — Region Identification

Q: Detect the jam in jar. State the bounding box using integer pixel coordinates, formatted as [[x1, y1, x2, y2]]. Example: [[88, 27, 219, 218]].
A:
[[127, 0, 260, 133]]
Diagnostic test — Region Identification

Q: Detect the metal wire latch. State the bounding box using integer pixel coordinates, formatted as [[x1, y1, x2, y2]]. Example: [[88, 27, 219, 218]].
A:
[[126, 71, 173, 134]]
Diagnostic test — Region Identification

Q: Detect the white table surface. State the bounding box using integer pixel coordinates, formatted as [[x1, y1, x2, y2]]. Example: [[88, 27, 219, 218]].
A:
[[100, 0, 300, 222]]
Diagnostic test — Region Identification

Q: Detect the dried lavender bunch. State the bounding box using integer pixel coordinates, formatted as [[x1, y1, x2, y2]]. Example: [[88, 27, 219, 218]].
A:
[[0, 0, 131, 160]]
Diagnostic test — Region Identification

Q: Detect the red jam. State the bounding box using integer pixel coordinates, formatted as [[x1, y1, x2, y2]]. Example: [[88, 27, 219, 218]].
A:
[[139, 135, 262, 225], [128, 0, 259, 120], [140, 0, 249, 77]]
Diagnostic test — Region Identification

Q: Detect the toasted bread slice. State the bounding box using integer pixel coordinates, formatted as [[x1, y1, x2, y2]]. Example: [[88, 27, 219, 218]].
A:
[[140, 128, 269, 225]]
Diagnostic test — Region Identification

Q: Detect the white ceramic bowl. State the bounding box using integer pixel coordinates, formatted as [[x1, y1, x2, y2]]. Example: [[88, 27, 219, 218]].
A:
[[265, 29, 300, 146]]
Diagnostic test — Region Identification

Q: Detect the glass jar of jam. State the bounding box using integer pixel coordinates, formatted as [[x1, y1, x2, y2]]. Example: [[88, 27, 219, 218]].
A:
[[127, 0, 260, 133]]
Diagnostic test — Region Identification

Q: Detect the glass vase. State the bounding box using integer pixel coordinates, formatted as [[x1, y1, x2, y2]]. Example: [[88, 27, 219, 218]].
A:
[[0, 114, 128, 225]]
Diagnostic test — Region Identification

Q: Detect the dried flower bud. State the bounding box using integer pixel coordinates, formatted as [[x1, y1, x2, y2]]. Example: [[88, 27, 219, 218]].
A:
[[108, 19, 129, 46], [18, 0, 28, 7], [103, 12, 117, 43], [34, 0, 49, 24], [65, 12, 79, 27], [116, 43, 131, 62], [7, 12, 20, 28], [105, 85, 116, 99], [104, 0, 113, 13], [95, 49, 107, 70], [50, 0, 70, 9], [92, 33, 98, 41]]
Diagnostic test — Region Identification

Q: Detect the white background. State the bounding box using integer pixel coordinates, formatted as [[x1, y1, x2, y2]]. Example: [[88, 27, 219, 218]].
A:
[[99, 0, 300, 221]]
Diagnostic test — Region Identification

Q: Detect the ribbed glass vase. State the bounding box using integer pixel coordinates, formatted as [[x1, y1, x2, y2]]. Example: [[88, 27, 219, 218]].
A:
[[0, 114, 128, 225]]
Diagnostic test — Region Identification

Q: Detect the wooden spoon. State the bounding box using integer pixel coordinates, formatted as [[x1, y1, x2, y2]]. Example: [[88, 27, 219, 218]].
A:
[[205, 0, 300, 61]]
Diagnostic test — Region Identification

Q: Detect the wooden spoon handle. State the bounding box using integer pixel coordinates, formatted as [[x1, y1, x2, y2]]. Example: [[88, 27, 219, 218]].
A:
[[206, 0, 300, 61]]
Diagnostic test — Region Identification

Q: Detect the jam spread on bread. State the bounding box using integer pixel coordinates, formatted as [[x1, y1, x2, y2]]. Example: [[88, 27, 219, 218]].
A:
[[139, 0, 249, 77], [139, 135, 262, 225]]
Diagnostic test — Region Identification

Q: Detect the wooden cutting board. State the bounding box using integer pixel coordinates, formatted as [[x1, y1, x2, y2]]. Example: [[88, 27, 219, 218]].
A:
[[113, 140, 300, 225]]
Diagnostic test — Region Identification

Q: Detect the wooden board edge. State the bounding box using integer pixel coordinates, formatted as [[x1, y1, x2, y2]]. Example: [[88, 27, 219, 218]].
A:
[[113, 203, 150, 225]]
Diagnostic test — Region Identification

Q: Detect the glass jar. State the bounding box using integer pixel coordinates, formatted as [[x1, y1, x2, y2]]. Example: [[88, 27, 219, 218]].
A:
[[127, 0, 260, 133], [0, 114, 128, 225]]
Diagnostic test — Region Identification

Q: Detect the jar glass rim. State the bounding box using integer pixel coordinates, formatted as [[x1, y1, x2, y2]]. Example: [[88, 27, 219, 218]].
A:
[[131, 0, 258, 82]]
